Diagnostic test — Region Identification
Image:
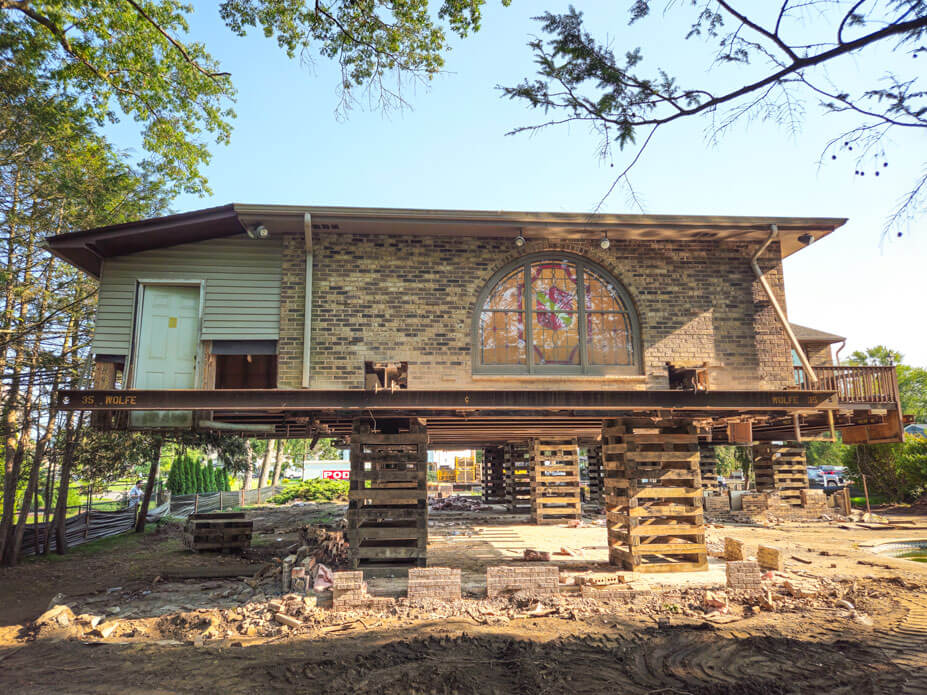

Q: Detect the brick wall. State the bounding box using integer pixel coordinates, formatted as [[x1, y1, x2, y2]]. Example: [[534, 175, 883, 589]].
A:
[[278, 232, 793, 390], [803, 341, 835, 366]]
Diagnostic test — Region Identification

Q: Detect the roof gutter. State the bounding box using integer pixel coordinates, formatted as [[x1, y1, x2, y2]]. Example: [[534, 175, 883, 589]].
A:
[[751, 225, 817, 384]]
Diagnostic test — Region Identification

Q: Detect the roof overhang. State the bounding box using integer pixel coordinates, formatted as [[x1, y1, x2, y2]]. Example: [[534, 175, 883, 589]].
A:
[[44, 203, 847, 277]]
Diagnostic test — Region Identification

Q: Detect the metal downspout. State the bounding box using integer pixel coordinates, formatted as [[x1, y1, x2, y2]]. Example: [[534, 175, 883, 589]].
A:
[[302, 213, 313, 388], [750, 225, 818, 384]]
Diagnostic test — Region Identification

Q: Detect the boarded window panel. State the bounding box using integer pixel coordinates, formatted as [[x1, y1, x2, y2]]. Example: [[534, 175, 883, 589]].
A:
[[480, 311, 525, 365], [216, 354, 278, 389], [587, 312, 633, 365]]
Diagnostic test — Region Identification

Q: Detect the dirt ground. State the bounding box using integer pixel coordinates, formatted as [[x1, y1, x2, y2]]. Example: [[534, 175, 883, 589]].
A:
[[1, 501, 926, 694]]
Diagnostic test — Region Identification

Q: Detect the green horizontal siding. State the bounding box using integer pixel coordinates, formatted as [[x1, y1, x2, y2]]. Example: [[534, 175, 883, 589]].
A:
[[93, 235, 282, 355]]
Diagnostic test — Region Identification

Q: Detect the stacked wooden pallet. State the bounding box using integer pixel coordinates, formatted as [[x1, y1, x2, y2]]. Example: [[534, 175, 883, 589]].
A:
[[482, 446, 507, 504], [602, 419, 706, 573], [183, 512, 253, 552], [347, 419, 428, 572], [698, 445, 718, 491], [753, 444, 808, 507], [530, 438, 581, 524], [504, 443, 531, 513], [586, 445, 604, 504]]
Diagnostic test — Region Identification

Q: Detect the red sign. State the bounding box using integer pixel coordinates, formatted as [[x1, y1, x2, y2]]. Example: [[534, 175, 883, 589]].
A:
[[322, 470, 349, 480]]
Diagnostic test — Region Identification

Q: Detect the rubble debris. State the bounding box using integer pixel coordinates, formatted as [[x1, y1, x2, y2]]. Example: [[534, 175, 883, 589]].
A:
[[523, 549, 550, 562], [298, 525, 349, 567], [429, 495, 487, 512]]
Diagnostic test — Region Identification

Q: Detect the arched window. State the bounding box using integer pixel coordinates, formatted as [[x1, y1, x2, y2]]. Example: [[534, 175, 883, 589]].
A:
[[473, 254, 640, 375]]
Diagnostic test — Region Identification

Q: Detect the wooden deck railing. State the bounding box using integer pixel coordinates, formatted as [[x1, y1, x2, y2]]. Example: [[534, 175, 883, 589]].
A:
[[792, 365, 900, 405]]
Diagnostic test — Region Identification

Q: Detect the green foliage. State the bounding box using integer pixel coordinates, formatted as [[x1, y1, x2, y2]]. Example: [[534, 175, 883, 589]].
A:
[[843, 436, 927, 502], [805, 440, 850, 469], [270, 479, 349, 504], [715, 446, 751, 477], [166, 457, 183, 495], [221, 468, 232, 492], [847, 346, 927, 422]]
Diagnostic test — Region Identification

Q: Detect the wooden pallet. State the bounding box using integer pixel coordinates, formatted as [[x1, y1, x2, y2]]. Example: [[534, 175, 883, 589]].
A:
[[183, 512, 253, 552], [348, 419, 428, 571], [602, 419, 707, 573], [586, 445, 604, 504], [753, 444, 808, 507], [530, 438, 581, 524], [698, 445, 718, 491], [482, 446, 507, 504], [504, 443, 531, 513]]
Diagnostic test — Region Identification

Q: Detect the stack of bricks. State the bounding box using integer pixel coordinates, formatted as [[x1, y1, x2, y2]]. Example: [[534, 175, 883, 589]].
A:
[[332, 570, 395, 610], [726, 560, 763, 591], [741, 493, 768, 514], [486, 565, 559, 598], [482, 446, 507, 504], [703, 493, 731, 514], [800, 488, 827, 512], [757, 545, 784, 571], [724, 537, 746, 561], [332, 571, 368, 609], [407, 567, 462, 601]]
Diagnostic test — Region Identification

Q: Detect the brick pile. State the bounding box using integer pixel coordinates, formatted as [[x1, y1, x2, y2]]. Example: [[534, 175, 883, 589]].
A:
[[724, 537, 745, 561], [486, 565, 559, 598], [704, 494, 731, 514], [741, 493, 768, 514], [800, 488, 828, 511], [407, 567, 461, 601], [757, 545, 784, 571], [332, 571, 396, 610], [726, 560, 763, 591]]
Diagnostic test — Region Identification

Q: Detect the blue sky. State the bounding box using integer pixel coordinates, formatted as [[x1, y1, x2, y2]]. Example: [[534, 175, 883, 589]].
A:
[[136, 2, 925, 364]]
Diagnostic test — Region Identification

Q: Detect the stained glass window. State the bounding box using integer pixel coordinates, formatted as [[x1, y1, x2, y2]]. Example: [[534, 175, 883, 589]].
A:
[[475, 255, 637, 374]]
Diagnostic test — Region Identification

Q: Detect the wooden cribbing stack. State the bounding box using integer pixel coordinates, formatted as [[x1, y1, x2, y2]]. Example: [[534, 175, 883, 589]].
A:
[[482, 446, 507, 504], [347, 419, 428, 572], [504, 443, 531, 513], [530, 438, 581, 524], [698, 445, 719, 492], [183, 512, 253, 552], [586, 444, 604, 504], [602, 419, 706, 573], [753, 443, 808, 507]]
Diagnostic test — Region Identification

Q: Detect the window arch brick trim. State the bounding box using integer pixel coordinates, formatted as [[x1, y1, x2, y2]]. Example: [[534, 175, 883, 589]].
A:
[[471, 249, 643, 376]]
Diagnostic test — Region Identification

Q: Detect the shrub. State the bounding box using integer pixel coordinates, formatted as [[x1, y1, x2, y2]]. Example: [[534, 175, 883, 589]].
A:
[[270, 479, 349, 504]]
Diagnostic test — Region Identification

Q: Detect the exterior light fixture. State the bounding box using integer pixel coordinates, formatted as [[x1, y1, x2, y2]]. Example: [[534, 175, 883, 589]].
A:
[[247, 224, 270, 240], [797, 233, 814, 246], [514, 234, 526, 247], [600, 232, 610, 250]]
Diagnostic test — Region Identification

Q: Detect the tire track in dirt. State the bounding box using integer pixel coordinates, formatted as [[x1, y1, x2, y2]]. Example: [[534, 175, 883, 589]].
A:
[[875, 595, 927, 695]]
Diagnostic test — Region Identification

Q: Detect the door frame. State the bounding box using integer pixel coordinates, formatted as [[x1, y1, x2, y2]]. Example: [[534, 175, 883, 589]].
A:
[[127, 279, 206, 390]]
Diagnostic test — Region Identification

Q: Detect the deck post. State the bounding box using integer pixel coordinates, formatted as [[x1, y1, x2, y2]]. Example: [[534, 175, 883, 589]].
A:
[[504, 443, 531, 513], [482, 446, 507, 504], [586, 444, 604, 505]]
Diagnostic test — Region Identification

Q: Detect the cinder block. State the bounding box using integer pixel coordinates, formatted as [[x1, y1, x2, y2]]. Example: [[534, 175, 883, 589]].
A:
[[724, 537, 745, 561], [757, 545, 784, 571]]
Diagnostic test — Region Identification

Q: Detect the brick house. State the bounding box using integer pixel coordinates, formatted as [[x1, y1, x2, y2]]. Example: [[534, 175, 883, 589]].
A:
[[46, 204, 904, 572]]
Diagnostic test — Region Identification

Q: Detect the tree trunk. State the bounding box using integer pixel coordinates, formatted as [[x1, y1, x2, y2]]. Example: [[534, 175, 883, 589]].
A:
[[243, 441, 254, 490], [136, 438, 163, 533], [52, 413, 79, 554], [258, 440, 275, 489], [271, 440, 284, 487]]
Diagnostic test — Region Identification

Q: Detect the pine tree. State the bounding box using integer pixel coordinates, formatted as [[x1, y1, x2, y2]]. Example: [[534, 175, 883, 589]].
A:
[[204, 465, 216, 493], [182, 456, 195, 494], [191, 457, 203, 493], [222, 468, 231, 492]]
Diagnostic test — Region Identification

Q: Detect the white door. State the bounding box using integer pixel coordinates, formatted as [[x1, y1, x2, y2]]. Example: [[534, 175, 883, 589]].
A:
[[130, 284, 200, 428]]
